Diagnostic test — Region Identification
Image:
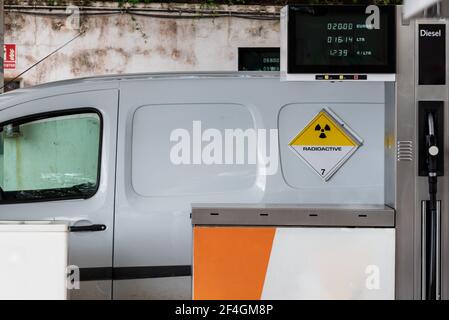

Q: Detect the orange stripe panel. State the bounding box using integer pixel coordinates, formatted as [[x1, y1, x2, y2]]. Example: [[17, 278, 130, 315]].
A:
[[193, 227, 276, 300]]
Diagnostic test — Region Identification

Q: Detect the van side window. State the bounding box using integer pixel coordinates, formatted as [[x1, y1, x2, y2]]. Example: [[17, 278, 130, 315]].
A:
[[0, 110, 101, 203]]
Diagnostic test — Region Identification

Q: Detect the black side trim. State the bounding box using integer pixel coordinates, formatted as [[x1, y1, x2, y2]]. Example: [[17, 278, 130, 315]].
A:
[[80, 267, 113, 282], [80, 266, 192, 281], [113, 266, 192, 280]]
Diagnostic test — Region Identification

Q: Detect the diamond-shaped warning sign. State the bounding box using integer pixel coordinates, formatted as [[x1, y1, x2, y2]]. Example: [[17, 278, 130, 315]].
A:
[[289, 108, 363, 181]]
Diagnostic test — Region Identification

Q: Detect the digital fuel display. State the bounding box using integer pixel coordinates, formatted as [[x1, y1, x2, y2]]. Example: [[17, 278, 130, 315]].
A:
[[287, 5, 396, 74]]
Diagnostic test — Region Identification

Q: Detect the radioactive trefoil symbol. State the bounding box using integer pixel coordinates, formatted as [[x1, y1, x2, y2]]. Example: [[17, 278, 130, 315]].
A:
[[315, 124, 331, 139]]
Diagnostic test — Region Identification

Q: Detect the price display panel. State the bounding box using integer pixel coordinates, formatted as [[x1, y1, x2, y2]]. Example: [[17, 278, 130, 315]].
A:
[[287, 5, 396, 74]]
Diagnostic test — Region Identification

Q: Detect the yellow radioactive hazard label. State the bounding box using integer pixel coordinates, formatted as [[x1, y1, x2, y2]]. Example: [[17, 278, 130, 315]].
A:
[[288, 108, 363, 182], [289, 111, 357, 147]]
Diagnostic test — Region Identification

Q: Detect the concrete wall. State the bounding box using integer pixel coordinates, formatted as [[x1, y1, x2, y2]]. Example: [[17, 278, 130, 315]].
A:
[[4, 2, 281, 87]]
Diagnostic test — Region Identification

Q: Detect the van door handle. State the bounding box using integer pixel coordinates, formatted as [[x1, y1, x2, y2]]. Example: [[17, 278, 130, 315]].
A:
[[69, 224, 107, 232]]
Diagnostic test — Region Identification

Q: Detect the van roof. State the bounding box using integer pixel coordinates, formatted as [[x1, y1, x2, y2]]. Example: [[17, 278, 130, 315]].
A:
[[0, 71, 279, 110], [81, 71, 279, 82]]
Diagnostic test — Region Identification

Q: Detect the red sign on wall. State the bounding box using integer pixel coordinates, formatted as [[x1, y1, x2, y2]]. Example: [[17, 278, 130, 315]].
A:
[[4, 44, 17, 69]]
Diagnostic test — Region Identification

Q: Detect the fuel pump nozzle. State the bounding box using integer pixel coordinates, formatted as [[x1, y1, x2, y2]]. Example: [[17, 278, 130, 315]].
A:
[[427, 112, 439, 197], [425, 112, 438, 300]]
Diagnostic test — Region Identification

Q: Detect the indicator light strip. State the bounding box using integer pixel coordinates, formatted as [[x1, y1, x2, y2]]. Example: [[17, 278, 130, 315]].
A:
[[315, 74, 368, 80]]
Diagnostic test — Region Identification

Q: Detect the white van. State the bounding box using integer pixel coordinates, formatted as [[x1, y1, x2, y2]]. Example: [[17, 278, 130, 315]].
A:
[[0, 72, 388, 299]]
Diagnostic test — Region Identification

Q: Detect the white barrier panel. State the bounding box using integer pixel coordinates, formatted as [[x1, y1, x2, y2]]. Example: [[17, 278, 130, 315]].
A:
[[0, 221, 68, 300]]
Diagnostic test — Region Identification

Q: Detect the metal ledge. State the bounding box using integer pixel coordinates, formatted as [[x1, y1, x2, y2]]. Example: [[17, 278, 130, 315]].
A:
[[191, 204, 396, 227]]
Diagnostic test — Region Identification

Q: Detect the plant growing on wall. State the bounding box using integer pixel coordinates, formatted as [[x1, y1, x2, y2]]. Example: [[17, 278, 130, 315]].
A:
[[116, 0, 403, 5]]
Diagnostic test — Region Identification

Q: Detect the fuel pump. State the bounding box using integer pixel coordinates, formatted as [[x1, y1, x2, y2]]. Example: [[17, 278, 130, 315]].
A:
[[189, 4, 449, 301]]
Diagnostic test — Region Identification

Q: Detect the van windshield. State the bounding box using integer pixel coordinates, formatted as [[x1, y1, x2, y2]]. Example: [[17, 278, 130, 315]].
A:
[[0, 112, 101, 203]]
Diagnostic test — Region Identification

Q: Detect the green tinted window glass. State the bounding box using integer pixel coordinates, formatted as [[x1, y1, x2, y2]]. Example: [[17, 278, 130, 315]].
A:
[[0, 112, 101, 202]]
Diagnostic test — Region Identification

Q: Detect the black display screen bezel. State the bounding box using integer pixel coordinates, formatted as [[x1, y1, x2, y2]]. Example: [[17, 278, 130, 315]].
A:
[[287, 5, 396, 74]]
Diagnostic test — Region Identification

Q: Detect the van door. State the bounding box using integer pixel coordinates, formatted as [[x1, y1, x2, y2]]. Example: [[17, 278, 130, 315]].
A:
[[113, 79, 266, 299], [0, 89, 118, 299]]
